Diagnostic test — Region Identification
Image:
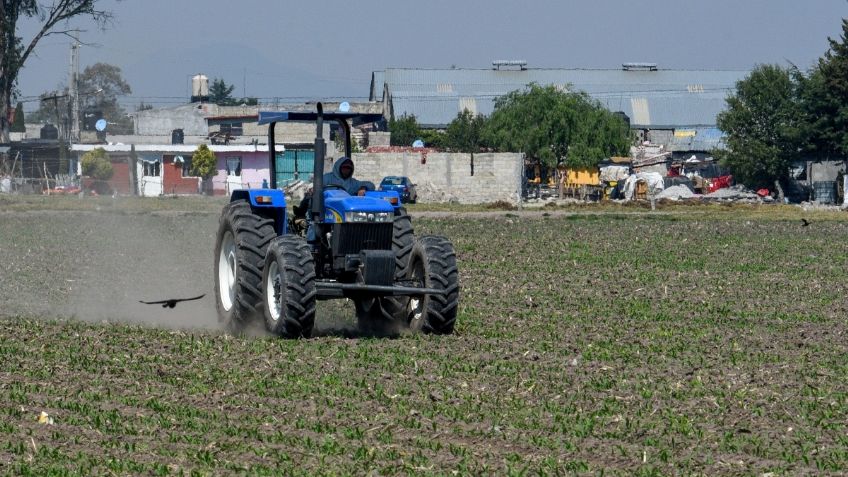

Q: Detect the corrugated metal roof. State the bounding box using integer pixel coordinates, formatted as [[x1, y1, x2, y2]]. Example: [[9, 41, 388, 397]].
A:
[[369, 71, 385, 101], [666, 127, 725, 152], [381, 68, 746, 128]]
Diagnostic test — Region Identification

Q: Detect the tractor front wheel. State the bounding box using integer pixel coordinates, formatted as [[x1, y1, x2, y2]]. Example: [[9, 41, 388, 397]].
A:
[[214, 200, 277, 334], [262, 235, 316, 338]]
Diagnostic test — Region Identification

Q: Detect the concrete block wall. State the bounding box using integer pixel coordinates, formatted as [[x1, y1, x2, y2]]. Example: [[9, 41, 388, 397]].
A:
[[352, 151, 523, 204]]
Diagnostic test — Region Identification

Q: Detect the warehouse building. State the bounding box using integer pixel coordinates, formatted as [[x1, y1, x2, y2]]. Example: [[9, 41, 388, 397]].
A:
[[370, 62, 748, 153]]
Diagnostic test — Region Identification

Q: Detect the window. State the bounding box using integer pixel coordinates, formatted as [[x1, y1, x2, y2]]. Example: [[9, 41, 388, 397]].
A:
[[142, 160, 160, 177], [180, 156, 194, 177], [226, 157, 242, 177], [220, 122, 243, 136]]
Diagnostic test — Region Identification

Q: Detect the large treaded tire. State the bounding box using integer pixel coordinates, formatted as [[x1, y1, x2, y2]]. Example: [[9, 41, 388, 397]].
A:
[[354, 209, 416, 334], [392, 209, 415, 280], [214, 200, 277, 333], [407, 235, 460, 334], [262, 235, 316, 338]]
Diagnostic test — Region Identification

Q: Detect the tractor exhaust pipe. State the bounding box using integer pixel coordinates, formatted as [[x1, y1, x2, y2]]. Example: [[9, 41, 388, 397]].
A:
[[311, 102, 326, 224], [267, 122, 277, 189]]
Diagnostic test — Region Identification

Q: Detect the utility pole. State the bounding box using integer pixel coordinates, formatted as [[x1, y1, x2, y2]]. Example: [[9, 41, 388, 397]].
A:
[[69, 36, 80, 144]]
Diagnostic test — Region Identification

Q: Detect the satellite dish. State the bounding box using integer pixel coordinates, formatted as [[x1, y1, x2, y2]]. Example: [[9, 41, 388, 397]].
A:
[[174, 155, 185, 164], [338, 101, 350, 112], [412, 139, 424, 148], [95, 119, 107, 132]]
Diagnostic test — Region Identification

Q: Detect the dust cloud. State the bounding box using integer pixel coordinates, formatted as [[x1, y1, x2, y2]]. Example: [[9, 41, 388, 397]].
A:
[[69, 209, 220, 329], [0, 208, 219, 330], [0, 205, 383, 337]]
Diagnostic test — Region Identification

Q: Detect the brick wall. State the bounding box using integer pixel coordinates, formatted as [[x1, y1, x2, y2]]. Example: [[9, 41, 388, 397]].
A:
[[106, 161, 133, 195], [163, 156, 200, 195], [352, 151, 523, 204]]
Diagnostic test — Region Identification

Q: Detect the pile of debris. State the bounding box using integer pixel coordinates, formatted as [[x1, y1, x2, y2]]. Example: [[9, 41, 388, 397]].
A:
[[656, 185, 698, 201], [282, 180, 311, 203], [704, 185, 762, 201]]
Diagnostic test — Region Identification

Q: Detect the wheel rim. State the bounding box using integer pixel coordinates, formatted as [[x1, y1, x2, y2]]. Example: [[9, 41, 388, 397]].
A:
[[266, 260, 282, 321], [409, 257, 426, 325], [218, 231, 236, 312]]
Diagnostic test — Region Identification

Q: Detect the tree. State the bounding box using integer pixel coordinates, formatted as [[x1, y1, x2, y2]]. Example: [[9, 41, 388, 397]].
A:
[[79, 62, 132, 134], [28, 62, 133, 134], [801, 18, 848, 158], [716, 64, 805, 193], [444, 109, 488, 153], [484, 84, 629, 169], [207, 78, 257, 106], [80, 147, 112, 180], [190, 144, 217, 195], [0, 1, 112, 142], [388, 114, 420, 146], [209, 78, 236, 105], [11, 101, 24, 132], [26, 90, 65, 124], [419, 129, 445, 149]]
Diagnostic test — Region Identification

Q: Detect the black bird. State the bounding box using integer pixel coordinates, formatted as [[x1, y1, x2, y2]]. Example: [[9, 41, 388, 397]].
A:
[[801, 218, 810, 227], [139, 294, 205, 308]]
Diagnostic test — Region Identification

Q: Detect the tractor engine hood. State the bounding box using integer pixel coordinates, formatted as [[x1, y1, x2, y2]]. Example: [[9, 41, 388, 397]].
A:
[[323, 190, 395, 223]]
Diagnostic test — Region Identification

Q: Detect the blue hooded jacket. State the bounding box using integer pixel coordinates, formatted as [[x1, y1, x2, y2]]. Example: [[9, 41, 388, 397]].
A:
[[322, 157, 374, 195]]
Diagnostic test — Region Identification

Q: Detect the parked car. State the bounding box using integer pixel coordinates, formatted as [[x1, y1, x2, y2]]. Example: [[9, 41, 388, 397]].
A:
[[379, 176, 417, 203]]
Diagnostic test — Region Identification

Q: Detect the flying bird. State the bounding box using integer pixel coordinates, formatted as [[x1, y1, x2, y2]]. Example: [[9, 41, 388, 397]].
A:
[[139, 294, 205, 308], [801, 219, 810, 227]]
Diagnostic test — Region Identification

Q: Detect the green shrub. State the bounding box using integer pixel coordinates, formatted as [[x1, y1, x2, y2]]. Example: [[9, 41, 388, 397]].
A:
[[81, 148, 114, 180]]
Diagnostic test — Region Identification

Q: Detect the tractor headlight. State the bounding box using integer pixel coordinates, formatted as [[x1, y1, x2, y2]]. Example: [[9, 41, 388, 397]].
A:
[[373, 212, 392, 223], [345, 211, 368, 222], [344, 211, 392, 223]]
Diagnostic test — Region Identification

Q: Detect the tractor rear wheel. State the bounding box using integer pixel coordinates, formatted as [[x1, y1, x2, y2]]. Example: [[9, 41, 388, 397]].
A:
[[406, 235, 460, 334], [214, 200, 277, 333], [262, 235, 316, 338], [354, 209, 416, 335]]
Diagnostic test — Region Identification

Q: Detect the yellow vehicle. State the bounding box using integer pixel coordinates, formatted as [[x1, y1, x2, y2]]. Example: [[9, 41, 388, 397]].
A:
[[559, 167, 602, 200]]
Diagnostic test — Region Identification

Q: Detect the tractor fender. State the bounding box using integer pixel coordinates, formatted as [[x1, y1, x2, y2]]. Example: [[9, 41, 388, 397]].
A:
[[230, 189, 287, 235]]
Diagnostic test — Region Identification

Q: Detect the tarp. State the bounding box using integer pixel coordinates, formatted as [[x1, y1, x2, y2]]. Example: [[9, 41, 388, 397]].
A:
[[844, 176, 848, 206], [622, 172, 665, 200], [599, 165, 630, 183]]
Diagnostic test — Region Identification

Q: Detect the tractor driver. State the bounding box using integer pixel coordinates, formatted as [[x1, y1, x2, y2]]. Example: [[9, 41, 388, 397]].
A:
[[323, 156, 374, 196], [292, 156, 375, 240], [293, 156, 374, 217]]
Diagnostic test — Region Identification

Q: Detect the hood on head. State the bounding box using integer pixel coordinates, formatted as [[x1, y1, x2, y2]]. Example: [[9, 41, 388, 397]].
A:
[[332, 156, 354, 178]]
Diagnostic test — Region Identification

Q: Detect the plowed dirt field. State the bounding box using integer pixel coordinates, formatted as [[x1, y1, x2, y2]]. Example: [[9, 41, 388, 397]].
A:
[[1, 196, 847, 475]]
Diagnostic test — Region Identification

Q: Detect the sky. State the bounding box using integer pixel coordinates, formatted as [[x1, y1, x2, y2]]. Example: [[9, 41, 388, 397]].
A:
[[14, 0, 848, 111]]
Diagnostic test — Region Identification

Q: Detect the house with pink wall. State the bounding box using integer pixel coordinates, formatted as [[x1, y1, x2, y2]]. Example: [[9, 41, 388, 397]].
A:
[[211, 150, 272, 195], [73, 143, 280, 196]]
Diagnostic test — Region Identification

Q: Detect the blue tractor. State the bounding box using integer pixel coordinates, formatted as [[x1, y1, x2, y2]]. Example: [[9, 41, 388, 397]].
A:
[[213, 103, 459, 338]]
